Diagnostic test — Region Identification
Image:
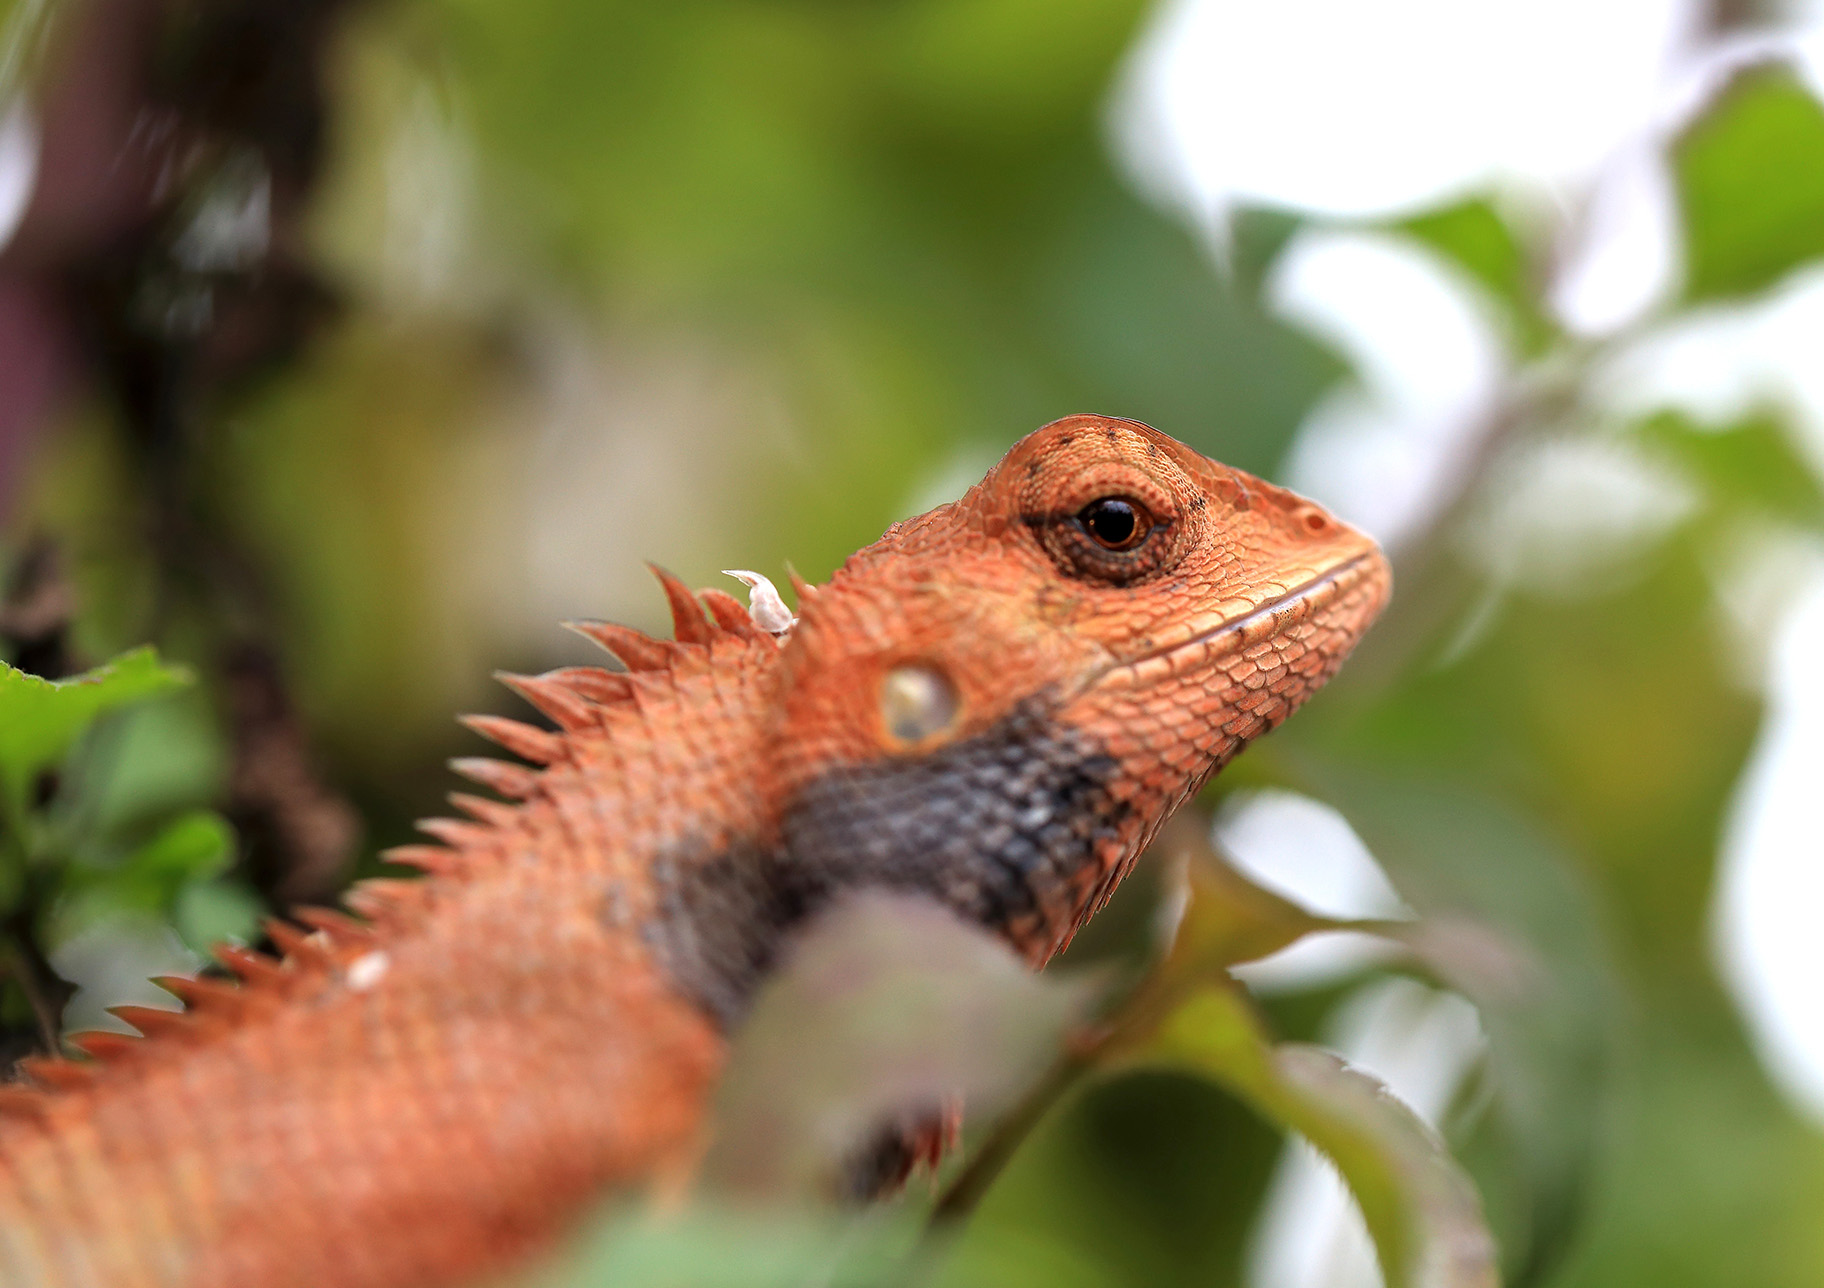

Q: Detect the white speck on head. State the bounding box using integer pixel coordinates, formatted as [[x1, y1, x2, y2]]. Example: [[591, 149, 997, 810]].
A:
[[346, 951, 390, 992], [723, 570, 796, 634]]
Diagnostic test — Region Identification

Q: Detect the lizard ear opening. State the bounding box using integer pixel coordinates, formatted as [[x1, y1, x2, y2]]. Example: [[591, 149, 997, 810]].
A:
[[879, 663, 961, 748]]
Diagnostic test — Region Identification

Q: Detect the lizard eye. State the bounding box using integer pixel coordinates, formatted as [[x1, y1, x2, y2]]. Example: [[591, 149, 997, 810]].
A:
[[1077, 497, 1151, 551], [1021, 464, 1182, 585]]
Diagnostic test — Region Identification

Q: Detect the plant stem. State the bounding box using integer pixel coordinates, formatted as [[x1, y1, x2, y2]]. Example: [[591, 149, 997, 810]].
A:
[[0, 929, 66, 1053], [926, 1049, 1094, 1230]]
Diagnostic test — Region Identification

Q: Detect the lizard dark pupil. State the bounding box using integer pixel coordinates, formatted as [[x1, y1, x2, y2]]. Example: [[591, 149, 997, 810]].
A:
[[1080, 497, 1147, 550]]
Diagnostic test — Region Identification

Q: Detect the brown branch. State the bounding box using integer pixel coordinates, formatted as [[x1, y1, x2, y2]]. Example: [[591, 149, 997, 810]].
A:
[[0, 920, 74, 1057]]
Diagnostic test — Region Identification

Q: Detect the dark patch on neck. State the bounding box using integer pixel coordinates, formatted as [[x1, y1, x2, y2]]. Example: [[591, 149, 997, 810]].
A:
[[777, 699, 1127, 942], [640, 837, 803, 1028], [642, 696, 1131, 1028]]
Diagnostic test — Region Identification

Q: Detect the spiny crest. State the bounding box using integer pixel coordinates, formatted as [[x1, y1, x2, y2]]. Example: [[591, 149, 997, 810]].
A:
[[449, 792, 519, 829], [343, 878, 424, 923], [0, 870, 458, 1111], [421, 565, 793, 956], [564, 620, 676, 672], [262, 916, 327, 964], [495, 671, 597, 731], [459, 566, 787, 773], [543, 667, 634, 704], [655, 564, 716, 645], [447, 759, 537, 800], [382, 842, 465, 874], [458, 715, 564, 765], [1, 918, 334, 1110], [415, 816, 492, 850], [0, 567, 791, 1117]]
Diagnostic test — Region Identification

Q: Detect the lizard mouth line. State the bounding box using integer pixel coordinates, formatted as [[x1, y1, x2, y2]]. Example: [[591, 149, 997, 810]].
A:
[[1088, 551, 1379, 690]]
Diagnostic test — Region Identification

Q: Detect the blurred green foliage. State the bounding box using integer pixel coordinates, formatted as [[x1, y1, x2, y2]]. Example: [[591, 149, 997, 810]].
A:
[[7, 1, 1824, 1286], [1676, 64, 1824, 302], [0, 650, 187, 815], [0, 650, 256, 1044], [1396, 199, 1553, 356]]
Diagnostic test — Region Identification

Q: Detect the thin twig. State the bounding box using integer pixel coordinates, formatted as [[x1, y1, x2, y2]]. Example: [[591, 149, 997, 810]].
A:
[[1, 932, 65, 1054], [926, 1050, 1094, 1230]]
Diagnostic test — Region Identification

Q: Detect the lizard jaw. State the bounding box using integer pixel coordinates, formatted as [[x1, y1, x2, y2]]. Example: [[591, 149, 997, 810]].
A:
[[1087, 549, 1390, 693]]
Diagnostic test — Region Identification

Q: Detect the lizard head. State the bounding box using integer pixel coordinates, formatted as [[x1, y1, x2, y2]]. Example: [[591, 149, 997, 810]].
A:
[[769, 414, 1390, 961]]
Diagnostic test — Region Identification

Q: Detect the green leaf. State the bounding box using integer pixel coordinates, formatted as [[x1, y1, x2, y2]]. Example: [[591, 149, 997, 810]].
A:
[[50, 809, 235, 940], [1297, 767, 1618, 1286], [1143, 983, 1499, 1288], [1634, 408, 1824, 529], [71, 691, 230, 838], [123, 810, 235, 883], [1229, 206, 1307, 298], [1151, 810, 1349, 966], [1397, 198, 1554, 355], [0, 0, 60, 95], [1676, 65, 1824, 302], [526, 1201, 914, 1288], [0, 648, 192, 818], [173, 879, 265, 954], [877, 0, 1154, 141], [705, 891, 1099, 1199]]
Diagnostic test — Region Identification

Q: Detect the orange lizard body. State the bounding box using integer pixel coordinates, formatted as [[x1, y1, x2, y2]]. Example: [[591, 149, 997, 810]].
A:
[[0, 415, 1389, 1287]]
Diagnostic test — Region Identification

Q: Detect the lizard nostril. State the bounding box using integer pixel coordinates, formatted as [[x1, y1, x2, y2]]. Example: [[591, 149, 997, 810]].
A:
[[880, 663, 960, 747], [1298, 507, 1330, 534]]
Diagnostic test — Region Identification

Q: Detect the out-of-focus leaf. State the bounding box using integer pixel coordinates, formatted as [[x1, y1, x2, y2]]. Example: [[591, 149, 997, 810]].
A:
[[0, 648, 191, 818], [1024, 170, 1344, 480], [1634, 409, 1824, 529], [1151, 809, 1345, 967], [928, 813, 1367, 1288], [49, 808, 235, 940], [1675, 65, 1824, 302], [875, 0, 1150, 141], [66, 690, 229, 838], [1299, 766, 1617, 1286], [938, 810, 1507, 1287], [122, 809, 234, 882], [706, 891, 1101, 1199], [522, 1201, 917, 1288], [1141, 983, 1498, 1288], [173, 880, 264, 955], [934, 1063, 1285, 1288], [1397, 198, 1554, 355], [1228, 206, 1306, 298], [0, 0, 58, 94]]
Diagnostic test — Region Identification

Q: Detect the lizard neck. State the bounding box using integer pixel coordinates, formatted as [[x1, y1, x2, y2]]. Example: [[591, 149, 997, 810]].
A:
[[461, 630, 788, 1026]]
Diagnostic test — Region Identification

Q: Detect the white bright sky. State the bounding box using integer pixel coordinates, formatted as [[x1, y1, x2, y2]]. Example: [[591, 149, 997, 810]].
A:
[[1115, 0, 1696, 221]]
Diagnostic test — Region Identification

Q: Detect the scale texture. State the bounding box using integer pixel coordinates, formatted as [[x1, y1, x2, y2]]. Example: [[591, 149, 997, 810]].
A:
[[0, 415, 1389, 1287]]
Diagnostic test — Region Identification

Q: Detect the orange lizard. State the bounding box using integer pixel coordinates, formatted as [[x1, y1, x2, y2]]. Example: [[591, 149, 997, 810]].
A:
[[0, 415, 1388, 1287]]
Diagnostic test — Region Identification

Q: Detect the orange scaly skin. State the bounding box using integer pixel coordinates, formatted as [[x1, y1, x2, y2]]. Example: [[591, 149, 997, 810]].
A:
[[0, 416, 1389, 1288]]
